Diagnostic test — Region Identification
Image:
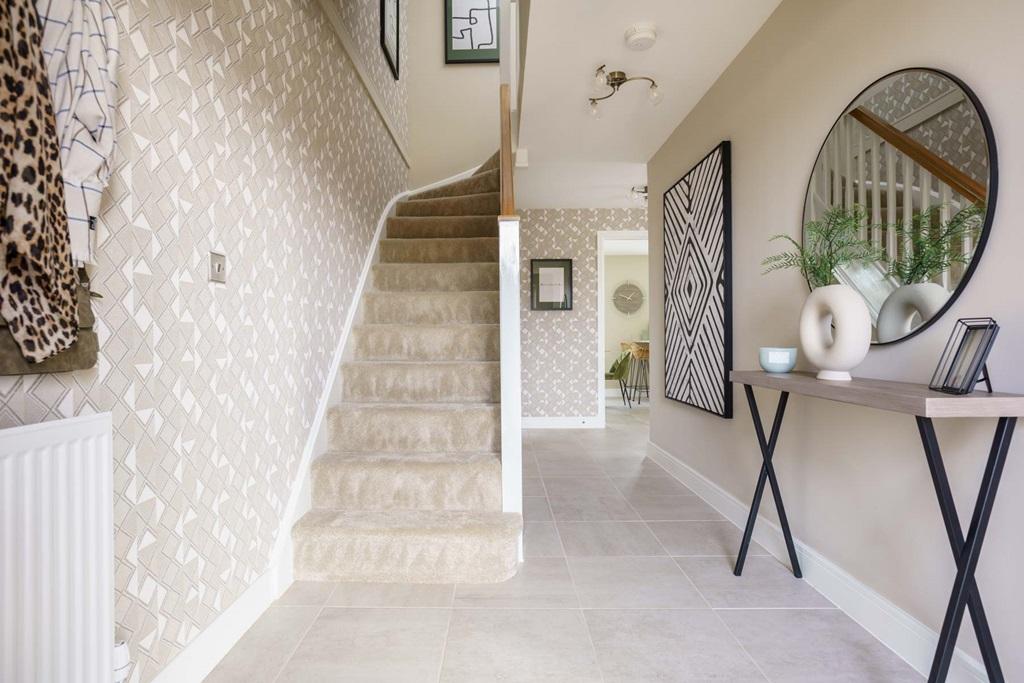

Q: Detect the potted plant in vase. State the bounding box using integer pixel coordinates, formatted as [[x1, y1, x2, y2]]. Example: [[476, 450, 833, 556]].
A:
[[762, 205, 882, 380], [876, 204, 984, 342]]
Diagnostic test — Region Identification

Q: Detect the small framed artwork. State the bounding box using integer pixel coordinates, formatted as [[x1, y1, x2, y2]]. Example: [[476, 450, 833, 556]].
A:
[[445, 0, 499, 64], [929, 317, 999, 395], [380, 0, 399, 80], [530, 259, 572, 311]]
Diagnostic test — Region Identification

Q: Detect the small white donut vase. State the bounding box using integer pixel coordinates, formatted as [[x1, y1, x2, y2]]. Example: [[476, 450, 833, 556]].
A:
[[799, 284, 872, 381], [876, 282, 948, 343]]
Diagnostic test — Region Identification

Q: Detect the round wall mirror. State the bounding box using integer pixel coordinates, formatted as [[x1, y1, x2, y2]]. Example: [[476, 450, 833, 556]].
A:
[[802, 68, 997, 344]]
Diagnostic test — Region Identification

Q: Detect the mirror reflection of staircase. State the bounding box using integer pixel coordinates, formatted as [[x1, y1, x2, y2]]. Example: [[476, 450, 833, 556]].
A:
[[291, 153, 521, 583]]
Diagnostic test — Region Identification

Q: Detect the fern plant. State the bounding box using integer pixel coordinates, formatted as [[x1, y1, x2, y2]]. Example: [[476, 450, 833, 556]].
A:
[[762, 205, 883, 290], [886, 204, 984, 284]]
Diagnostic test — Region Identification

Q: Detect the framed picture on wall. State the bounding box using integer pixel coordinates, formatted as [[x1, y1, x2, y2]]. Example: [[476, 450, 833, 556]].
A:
[[663, 141, 733, 418], [445, 0, 499, 64], [380, 0, 399, 79], [530, 259, 573, 311]]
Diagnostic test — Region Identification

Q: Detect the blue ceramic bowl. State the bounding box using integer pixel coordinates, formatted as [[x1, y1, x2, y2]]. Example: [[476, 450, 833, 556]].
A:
[[759, 347, 797, 374]]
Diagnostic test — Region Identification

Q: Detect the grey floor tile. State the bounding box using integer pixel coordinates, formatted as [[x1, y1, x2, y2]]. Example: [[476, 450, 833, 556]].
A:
[[535, 452, 607, 477], [718, 609, 922, 681], [648, 520, 768, 556], [524, 521, 564, 557], [522, 452, 539, 477], [595, 455, 670, 478], [523, 495, 553, 521], [441, 609, 602, 682], [568, 556, 707, 608], [611, 475, 695, 498], [584, 609, 764, 682], [544, 476, 640, 521], [629, 494, 725, 521], [453, 557, 578, 608], [206, 605, 320, 683], [523, 476, 546, 496], [276, 608, 449, 683], [275, 581, 336, 606], [557, 521, 665, 557], [676, 556, 831, 608], [328, 582, 454, 608]]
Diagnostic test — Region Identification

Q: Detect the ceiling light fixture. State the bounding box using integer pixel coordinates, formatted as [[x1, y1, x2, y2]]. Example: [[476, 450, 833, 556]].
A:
[[589, 65, 661, 116]]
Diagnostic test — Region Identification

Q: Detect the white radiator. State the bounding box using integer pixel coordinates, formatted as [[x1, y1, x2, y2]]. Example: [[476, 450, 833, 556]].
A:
[[0, 413, 114, 683]]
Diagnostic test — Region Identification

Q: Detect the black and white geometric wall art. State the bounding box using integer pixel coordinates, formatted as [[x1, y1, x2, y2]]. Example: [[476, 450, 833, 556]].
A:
[[380, 0, 399, 79], [445, 0, 499, 64], [663, 141, 733, 418]]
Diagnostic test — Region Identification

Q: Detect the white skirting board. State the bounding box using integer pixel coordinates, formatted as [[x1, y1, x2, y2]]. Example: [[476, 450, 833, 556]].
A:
[[646, 440, 987, 683], [151, 165, 484, 683], [522, 415, 605, 429]]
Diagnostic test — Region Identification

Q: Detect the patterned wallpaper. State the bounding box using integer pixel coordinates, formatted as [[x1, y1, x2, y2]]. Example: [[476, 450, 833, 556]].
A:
[[339, 0, 409, 148], [520, 209, 648, 418], [0, 0, 407, 680]]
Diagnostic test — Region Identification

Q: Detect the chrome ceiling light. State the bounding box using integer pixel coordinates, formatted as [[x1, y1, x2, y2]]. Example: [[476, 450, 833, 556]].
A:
[[589, 65, 662, 118]]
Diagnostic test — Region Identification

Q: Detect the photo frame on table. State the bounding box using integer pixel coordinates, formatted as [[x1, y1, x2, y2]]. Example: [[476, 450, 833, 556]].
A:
[[380, 0, 399, 79], [445, 0, 499, 64], [530, 259, 572, 311], [663, 141, 733, 418], [929, 317, 999, 395]]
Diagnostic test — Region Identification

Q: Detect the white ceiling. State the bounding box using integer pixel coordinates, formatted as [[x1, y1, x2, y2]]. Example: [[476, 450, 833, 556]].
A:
[[515, 0, 780, 207]]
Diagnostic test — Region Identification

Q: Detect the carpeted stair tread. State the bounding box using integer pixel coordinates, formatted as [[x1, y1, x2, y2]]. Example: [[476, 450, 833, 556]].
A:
[[342, 361, 500, 403], [395, 192, 500, 217], [409, 169, 499, 201], [386, 216, 498, 239], [363, 291, 498, 324], [351, 324, 499, 361], [312, 451, 501, 511], [292, 509, 521, 583], [372, 263, 498, 292], [328, 403, 500, 453], [380, 237, 498, 264]]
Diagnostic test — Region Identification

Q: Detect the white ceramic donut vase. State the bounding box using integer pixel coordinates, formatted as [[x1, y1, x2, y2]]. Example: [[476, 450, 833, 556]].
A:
[[876, 282, 948, 343], [799, 284, 872, 381]]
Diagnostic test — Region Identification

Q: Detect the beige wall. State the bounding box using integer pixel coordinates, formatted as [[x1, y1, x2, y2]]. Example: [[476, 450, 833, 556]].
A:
[[520, 209, 646, 419], [407, 0, 499, 187], [604, 255, 650, 379], [0, 0, 408, 680], [648, 0, 1024, 674]]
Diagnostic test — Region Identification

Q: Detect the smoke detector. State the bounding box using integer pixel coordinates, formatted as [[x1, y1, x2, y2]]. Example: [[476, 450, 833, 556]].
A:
[[624, 23, 657, 51]]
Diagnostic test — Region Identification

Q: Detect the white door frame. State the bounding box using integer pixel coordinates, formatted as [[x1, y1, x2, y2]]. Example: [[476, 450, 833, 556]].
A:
[[596, 230, 649, 422]]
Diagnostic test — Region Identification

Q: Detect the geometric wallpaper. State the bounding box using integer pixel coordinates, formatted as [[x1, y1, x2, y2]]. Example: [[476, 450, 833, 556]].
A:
[[0, 0, 407, 680], [519, 208, 648, 419]]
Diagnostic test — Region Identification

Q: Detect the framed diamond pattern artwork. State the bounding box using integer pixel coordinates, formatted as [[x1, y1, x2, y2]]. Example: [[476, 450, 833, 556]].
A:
[[381, 0, 399, 79], [663, 141, 733, 418]]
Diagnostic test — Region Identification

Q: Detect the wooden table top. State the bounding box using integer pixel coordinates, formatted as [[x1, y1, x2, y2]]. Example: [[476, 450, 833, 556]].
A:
[[731, 371, 1024, 418]]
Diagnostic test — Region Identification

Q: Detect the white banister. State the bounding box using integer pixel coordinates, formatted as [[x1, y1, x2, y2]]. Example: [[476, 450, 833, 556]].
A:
[[940, 185, 952, 288], [902, 153, 914, 258], [885, 144, 897, 259], [498, 217, 522, 527], [870, 133, 882, 242]]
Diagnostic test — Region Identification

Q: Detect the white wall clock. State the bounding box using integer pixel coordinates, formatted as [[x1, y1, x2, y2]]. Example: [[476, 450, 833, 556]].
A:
[[613, 281, 644, 315]]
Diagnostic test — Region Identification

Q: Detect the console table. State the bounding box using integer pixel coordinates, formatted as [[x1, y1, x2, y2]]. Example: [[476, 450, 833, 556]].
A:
[[730, 370, 1024, 683]]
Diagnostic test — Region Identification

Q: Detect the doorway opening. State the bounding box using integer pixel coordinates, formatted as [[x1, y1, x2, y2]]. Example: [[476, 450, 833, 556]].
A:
[[597, 231, 650, 424]]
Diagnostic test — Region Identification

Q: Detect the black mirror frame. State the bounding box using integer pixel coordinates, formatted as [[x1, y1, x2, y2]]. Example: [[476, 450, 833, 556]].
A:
[[800, 67, 999, 346]]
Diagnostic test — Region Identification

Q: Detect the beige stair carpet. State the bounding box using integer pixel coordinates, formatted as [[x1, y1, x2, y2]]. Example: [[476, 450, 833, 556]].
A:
[[292, 154, 520, 584]]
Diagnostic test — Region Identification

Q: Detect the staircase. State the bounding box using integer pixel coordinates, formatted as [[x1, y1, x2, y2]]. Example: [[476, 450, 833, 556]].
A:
[[291, 153, 522, 584]]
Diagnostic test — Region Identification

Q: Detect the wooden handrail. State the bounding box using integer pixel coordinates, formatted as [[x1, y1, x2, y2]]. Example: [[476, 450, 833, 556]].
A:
[[848, 107, 986, 205], [499, 83, 515, 216]]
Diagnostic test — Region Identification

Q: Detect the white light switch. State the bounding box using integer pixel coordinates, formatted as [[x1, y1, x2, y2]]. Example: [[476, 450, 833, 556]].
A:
[[209, 252, 227, 283]]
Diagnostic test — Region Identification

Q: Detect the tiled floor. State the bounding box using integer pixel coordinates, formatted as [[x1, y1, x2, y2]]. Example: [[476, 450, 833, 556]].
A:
[[207, 404, 921, 682]]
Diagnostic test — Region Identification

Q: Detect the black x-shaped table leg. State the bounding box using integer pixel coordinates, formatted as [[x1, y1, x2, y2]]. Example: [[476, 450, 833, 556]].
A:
[[919, 416, 1015, 682], [734, 384, 802, 578]]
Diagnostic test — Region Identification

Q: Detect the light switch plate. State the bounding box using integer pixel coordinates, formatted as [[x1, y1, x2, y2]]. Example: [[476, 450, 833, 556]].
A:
[[209, 252, 226, 283]]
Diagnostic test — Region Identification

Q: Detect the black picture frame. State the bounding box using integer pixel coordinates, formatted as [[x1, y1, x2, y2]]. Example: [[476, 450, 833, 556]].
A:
[[662, 141, 733, 419], [929, 318, 999, 395], [380, 0, 399, 80], [799, 67, 999, 346], [530, 259, 572, 311], [444, 0, 499, 64]]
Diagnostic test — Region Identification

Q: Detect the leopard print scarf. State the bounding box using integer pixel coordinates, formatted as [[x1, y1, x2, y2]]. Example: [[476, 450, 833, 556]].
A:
[[0, 0, 79, 362]]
